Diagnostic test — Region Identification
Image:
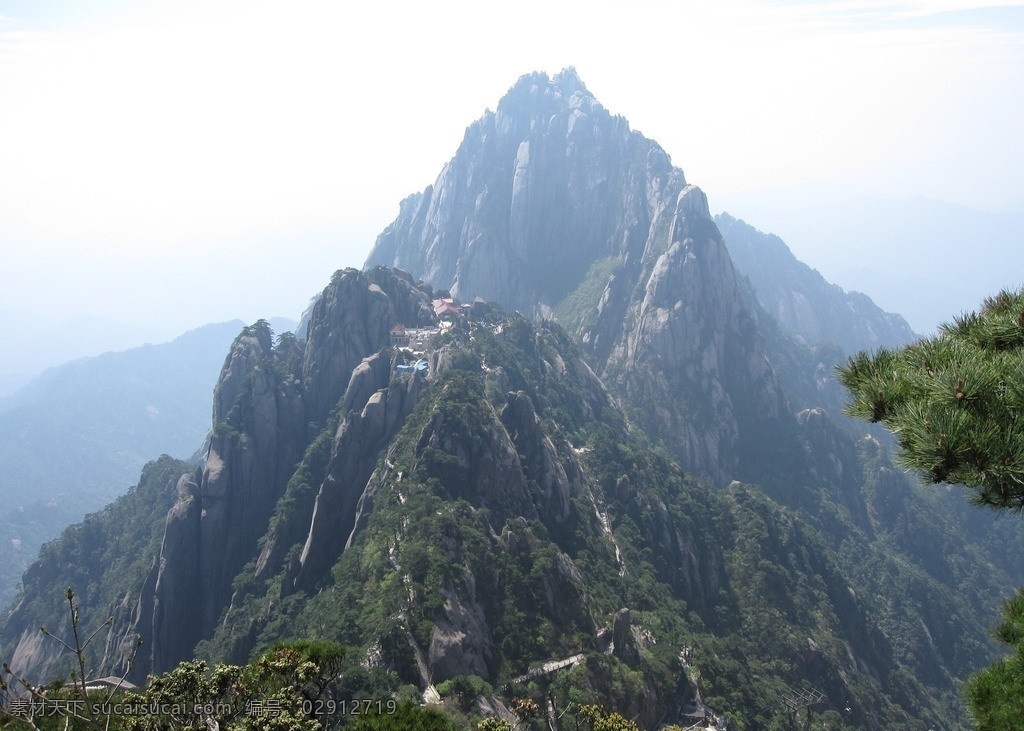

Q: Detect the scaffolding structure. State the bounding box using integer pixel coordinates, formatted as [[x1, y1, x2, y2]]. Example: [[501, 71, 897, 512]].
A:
[[780, 686, 826, 728]]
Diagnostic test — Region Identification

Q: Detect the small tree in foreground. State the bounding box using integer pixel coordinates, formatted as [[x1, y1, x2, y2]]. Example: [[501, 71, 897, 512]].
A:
[[1, 586, 138, 730], [0, 589, 473, 730], [836, 287, 1024, 729], [0, 590, 349, 731], [573, 704, 640, 731]]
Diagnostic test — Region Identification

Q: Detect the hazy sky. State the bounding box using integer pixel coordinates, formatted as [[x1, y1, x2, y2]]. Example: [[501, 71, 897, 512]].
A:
[[2, 0, 1023, 377]]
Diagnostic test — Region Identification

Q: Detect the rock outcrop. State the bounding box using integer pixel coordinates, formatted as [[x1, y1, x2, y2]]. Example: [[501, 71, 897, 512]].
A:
[[290, 354, 426, 592], [428, 573, 494, 681], [137, 320, 307, 673]]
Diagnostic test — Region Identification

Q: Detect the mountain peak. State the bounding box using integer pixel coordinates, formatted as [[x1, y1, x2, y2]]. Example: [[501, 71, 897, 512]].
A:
[[496, 67, 599, 118], [552, 65, 586, 90], [367, 69, 673, 316]]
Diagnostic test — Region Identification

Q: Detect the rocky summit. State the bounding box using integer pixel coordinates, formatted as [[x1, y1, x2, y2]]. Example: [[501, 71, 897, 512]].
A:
[[3, 71, 1022, 731]]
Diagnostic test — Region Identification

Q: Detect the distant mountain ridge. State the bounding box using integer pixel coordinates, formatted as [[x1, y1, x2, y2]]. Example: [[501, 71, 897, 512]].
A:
[[716, 213, 917, 353], [0, 318, 295, 606], [0, 312, 171, 400], [726, 196, 1024, 333]]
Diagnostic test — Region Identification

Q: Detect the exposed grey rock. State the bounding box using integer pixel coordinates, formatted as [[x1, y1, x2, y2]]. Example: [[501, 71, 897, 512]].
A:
[[291, 363, 425, 591], [567, 351, 613, 422], [500, 390, 572, 524], [150, 473, 203, 672], [339, 353, 392, 418], [366, 69, 670, 323], [621, 187, 788, 480], [428, 571, 494, 681], [6, 625, 54, 691], [143, 323, 307, 671], [612, 607, 639, 665], [302, 270, 394, 424]]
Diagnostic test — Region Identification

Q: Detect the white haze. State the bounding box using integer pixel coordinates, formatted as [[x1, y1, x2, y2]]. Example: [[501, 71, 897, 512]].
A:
[[1, 0, 1022, 391]]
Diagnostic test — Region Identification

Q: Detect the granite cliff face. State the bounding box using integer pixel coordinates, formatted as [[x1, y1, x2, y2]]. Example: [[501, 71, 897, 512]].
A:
[[367, 68, 662, 319], [591, 185, 790, 482], [145, 270, 431, 672]]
